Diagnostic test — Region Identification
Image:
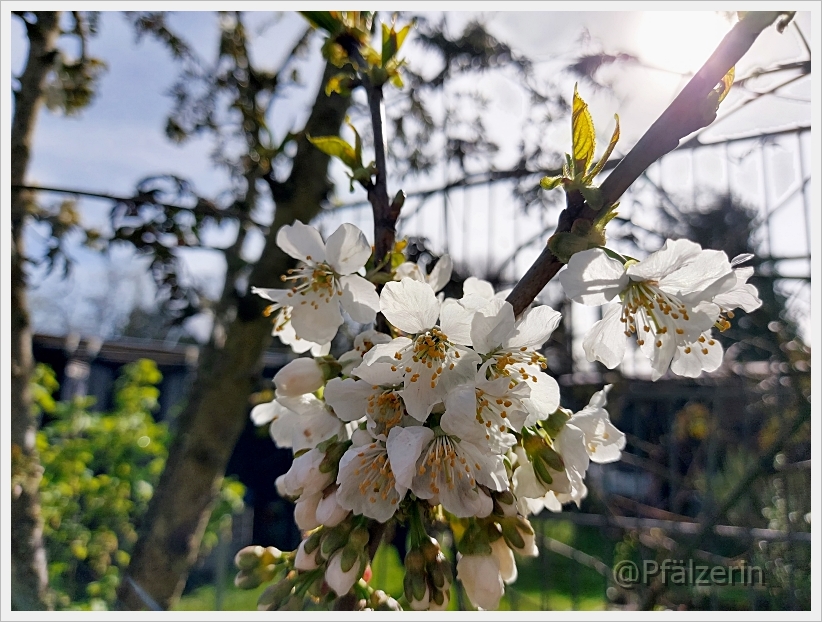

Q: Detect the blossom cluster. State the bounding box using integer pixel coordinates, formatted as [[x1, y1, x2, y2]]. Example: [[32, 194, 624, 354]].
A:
[[242, 221, 760, 610]]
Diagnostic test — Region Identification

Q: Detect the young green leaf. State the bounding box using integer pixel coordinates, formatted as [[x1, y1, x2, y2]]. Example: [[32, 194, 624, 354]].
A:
[[572, 85, 596, 178], [307, 135, 358, 169], [539, 175, 564, 190], [587, 114, 620, 181]]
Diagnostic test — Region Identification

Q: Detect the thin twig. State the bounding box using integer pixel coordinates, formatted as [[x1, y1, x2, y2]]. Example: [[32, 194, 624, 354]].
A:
[[505, 12, 786, 317]]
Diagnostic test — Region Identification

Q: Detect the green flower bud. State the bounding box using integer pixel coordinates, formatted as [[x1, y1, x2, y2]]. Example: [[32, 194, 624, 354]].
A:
[[234, 545, 264, 571]]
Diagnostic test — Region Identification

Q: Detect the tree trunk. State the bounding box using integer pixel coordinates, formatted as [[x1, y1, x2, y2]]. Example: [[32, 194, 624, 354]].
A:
[[10, 11, 62, 611], [117, 59, 351, 610]]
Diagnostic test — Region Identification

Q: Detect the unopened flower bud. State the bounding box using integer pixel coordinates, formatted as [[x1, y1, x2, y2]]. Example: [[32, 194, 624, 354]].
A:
[[429, 586, 450, 611], [408, 584, 430, 610], [274, 358, 325, 397], [510, 518, 538, 557], [294, 492, 321, 531], [325, 549, 362, 597], [234, 545, 264, 571], [295, 539, 319, 571], [257, 577, 293, 611], [456, 554, 504, 611], [316, 488, 350, 527], [490, 537, 517, 584], [234, 568, 262, 590]]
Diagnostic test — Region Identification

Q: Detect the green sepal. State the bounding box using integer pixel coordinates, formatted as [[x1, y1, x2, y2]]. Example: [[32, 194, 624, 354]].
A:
[[340, 545, 359, 573], [411, 570, 427, 601], [307, 135, 358, 169], [581, 185, 604, 211], [532, 456, 555, 487], [501, 520, 525, 551], [456, 520, 492, 556], [540, 408, 571, 439], [303, 529, 323, 554], [540, 175, 564, 191]]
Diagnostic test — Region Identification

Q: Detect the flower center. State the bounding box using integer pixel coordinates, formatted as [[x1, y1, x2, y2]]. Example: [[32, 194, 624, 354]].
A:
[[417, 436, 476, 494], [475, 388, 513, 440], [281, 262, 342, 306], [354, 443, 399, 505], [392, 328, 458, 389], [490, 348, 546, 384], [367, 390, 405, 437], [621, 282, 696, 348]]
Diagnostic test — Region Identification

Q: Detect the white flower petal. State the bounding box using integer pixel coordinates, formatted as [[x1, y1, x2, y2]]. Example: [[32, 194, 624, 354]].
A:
[[626, 238, 702, 282], [582, 304, 626, 369], [506, 305, 562, 349], [339, 274, 380, 323], [394, 262, 425, 282], [470, 299, 515, 354], [251, 287, 290, 304], [558, 249, 629, 306], [462, 276, 496, 300], [655, 248, 733, 298], [289, 290, 343, 344], [360, 338, 411, 366], [440, 298, 475, 346], [324, 378, 372, 422], [325, 223, 371, 275], [386, 426, 434, 492], [427, 254, 453, 292], [380, 278, 439, 334], [522, 371, 560, 426], [671, 333, 724, 378], [276, 221, 326, 264]]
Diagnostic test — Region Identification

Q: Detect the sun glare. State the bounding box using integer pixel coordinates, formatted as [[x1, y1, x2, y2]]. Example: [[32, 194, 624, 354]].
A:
[[636, 11, 732, 75]]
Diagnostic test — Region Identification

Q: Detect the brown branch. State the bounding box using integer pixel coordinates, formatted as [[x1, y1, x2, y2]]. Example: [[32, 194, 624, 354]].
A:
[[505, 12, 786, 316]]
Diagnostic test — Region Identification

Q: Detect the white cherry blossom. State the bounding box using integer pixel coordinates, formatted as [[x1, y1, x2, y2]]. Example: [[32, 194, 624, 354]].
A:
[[251, 393, 344, 452], [470, 298, 562, 426], [441, 373, 530, 453], [253, 221, 380, 345], [336, 432, 405, 523], [558, 239, 736, 380], [357, 278, 481, 421], [567, 385, 625, 464], [387, 426, 506, 518]]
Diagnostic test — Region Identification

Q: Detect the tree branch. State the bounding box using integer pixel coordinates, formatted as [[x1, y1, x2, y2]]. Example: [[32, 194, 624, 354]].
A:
[[505, 12, 786, 316]]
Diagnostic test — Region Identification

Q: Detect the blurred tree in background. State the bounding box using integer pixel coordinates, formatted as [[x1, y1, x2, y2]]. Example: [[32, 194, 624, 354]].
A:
[[33, 360, 245, 610]]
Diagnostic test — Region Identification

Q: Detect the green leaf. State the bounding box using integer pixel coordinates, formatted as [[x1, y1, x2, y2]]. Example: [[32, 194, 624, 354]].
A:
[[587, 113, 620, 181], [307, 135, 358, 169], [572, 84, 596, 177], [540, 175, 564, 190], [382, 22, 412, 67], [325, 72, 354, 97], [346, 119, 363, 168], [300, 11, 342, 34]]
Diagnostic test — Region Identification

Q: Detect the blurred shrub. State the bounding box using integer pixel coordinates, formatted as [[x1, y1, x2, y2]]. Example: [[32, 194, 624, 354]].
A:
[[34, 360, 245, 610]]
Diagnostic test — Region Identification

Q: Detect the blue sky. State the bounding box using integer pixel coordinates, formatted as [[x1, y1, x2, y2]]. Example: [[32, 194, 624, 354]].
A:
[[5, 8, 816, 345]]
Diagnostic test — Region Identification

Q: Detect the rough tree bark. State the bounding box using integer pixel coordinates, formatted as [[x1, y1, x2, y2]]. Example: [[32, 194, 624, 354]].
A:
[[10, 10, 62, 611], [117, 59, 351, 610]]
